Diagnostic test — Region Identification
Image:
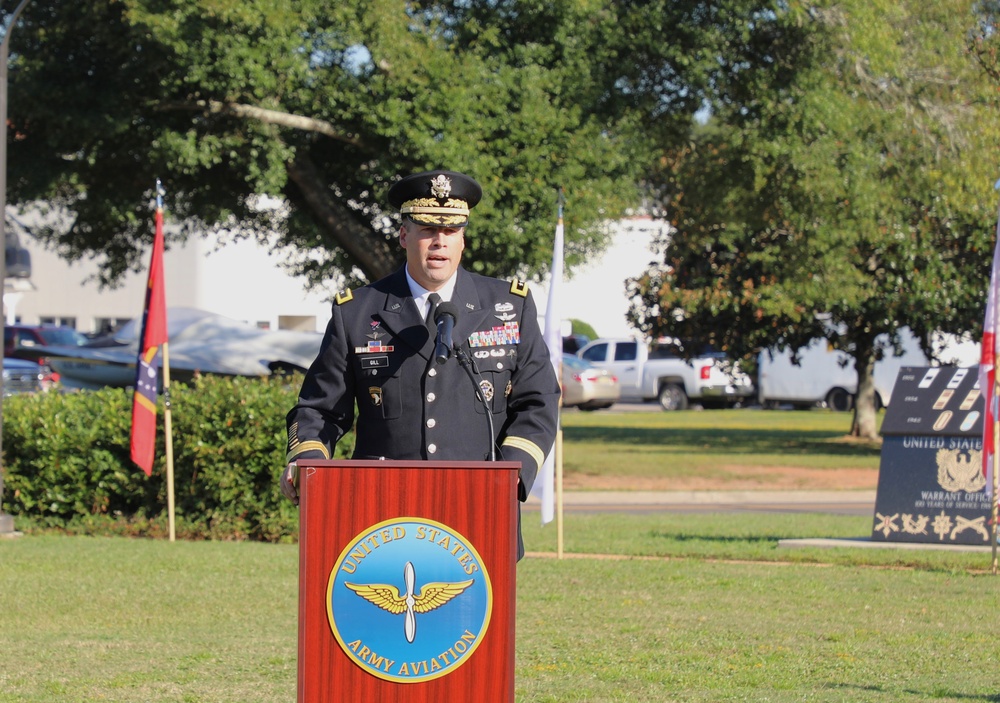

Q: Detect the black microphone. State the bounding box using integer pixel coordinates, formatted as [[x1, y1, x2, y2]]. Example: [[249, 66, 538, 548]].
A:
[[454, 346, 496, 461], [433, 301, 459, 365]]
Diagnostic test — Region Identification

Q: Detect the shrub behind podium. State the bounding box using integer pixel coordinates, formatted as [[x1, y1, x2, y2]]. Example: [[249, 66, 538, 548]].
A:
[[1, 373, 353, 541]]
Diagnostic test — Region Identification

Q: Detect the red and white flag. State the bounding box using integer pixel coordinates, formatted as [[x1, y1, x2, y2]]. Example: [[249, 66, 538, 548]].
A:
[[978, 206, 1000, 488], [130, 184, 168, 476]]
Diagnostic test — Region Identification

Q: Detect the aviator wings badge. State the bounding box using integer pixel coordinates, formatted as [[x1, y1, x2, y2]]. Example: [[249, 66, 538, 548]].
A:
[[345, 562, 474, 643]]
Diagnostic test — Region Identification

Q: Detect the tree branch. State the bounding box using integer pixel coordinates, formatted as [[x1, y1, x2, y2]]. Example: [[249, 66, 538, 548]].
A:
[[157, 100, 364, 148], [285, 153, 398, 281]]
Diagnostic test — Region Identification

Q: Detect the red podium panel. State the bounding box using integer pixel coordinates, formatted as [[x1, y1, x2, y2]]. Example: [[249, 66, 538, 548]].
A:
[[296, 459, 520, 702]]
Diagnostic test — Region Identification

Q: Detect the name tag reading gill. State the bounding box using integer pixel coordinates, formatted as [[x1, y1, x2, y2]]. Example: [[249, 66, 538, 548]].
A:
[[361, 355, 389, 369]]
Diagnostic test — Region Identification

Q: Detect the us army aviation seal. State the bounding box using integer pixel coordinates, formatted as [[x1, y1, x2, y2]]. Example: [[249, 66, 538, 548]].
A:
[[327, 517, 493, 683]]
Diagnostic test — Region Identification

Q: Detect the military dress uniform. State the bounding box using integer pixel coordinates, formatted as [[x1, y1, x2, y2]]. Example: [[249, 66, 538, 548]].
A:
[[285, 171, 560, 559]]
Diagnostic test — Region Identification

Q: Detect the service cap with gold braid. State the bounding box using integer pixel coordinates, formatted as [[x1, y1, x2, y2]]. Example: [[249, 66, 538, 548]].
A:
[[388, 170, 483, 227]]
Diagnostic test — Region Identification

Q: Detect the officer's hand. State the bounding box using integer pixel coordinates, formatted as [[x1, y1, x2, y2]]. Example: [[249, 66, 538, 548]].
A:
[[280, 463, 299, 506]]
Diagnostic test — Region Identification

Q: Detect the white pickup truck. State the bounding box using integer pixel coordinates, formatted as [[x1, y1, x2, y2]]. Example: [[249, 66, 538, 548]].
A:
[[577, 338, 754, 410]]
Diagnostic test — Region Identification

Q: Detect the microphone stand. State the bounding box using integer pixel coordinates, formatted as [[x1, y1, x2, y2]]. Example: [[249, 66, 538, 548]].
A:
[[454, 345, 496, 461]]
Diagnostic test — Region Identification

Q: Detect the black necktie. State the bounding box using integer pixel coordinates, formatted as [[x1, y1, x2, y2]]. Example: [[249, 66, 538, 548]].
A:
[[426, 293, 441, 330]]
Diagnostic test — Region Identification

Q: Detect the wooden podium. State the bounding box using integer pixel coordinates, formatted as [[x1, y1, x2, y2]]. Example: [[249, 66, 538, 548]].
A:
[[296, 459, 521, 702]]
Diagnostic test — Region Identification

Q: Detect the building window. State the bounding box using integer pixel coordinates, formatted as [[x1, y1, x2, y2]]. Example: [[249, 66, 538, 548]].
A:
[[39, 316, 77, 329], [94, 317, 130, 336], [278, 315, 317, 332]]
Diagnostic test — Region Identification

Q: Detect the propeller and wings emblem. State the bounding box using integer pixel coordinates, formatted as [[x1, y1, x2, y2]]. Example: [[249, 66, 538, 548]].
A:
[[344, 561, 474, 643]]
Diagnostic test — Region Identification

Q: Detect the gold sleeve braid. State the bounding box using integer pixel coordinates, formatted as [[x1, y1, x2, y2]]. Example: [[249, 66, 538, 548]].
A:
[[501, 436, 545, 471], [286, 441, 330, 463], [287, 421, 331, 462]]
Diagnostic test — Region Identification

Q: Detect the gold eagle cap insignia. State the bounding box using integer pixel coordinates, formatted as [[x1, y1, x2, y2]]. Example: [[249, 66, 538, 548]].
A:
[[344, 578, 474, 615], [936, 448, 986, 493], [430, 174, 452, 199]]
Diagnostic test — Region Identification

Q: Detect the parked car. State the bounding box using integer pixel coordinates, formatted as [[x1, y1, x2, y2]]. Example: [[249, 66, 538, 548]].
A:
[[2, 358, 50, 395], [561, 354, 620, 411], [5, 324, 89, 384], [577, 337, 754, 411]]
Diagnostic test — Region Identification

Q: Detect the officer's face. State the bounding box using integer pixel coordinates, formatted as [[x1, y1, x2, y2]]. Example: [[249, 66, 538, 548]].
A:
[[400, 222, 465, 291]]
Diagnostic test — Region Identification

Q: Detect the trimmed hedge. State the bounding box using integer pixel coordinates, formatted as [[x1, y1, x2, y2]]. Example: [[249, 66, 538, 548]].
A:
[[1, 374, 354, 541]]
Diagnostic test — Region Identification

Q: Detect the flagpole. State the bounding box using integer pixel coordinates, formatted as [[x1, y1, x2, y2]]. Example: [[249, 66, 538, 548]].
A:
[[163, 341, 176, 542], [991, 182, 1000, 574], [533, 187, 565, 548], [983, 180, 1000, 574], [556, 427, 564, 559], [555, 190, 565, 559], [153, 181, 176, 542], [0, 0, 32, 539], [130, 181, 172, 536], [993, 377, 998, 574]]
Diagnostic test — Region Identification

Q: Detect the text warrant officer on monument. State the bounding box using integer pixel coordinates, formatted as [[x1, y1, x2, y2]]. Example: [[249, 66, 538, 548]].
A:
[[281, 169, 560, 559]]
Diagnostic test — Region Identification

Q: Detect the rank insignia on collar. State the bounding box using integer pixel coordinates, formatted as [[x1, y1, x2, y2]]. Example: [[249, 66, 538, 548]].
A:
[[335, 288, 354, 305], [369, 387, 383, 406]]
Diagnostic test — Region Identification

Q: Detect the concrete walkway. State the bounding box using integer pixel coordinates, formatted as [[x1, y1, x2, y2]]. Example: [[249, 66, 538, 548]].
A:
[[523, 489, 1000, 552], [523, 489, 876, 516]]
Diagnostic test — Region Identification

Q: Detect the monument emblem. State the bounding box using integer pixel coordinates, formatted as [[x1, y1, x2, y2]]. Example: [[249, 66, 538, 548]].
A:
[[936, 448, 986, 493]]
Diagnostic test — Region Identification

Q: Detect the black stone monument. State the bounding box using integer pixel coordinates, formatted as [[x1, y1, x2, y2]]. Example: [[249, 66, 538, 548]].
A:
[[873, 366, 993, 545]]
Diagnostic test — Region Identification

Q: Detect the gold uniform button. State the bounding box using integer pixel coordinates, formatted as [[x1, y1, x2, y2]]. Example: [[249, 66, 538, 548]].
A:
[[426, 419, 436, 428], [426, 392, 436, 402], [427, 443, 438, 454]]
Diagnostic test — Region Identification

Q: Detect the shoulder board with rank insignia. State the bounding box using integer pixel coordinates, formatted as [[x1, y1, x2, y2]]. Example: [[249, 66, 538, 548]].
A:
[[335, 288, 354, 305], [509, 279, 528, 297]]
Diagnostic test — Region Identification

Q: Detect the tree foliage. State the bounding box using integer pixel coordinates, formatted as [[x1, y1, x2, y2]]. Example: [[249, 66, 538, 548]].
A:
[[627, 0, 1000, 438], [4, 0, 647, 288]]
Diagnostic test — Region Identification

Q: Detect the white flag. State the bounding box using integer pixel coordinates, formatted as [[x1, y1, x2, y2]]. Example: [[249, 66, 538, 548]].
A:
[[532, 196, 564, 524]]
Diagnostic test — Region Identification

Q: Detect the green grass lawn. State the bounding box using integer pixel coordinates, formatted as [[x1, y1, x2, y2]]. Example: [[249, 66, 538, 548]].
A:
[[2, 528, 999, 703], [560, 409, 883, 481], [4, 408, 998, 702]]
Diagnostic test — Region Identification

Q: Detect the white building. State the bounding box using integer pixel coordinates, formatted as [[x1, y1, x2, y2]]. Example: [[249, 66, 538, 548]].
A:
[[8, 214, 666, 340], [9, 229, 339, 335], [536, 215, 667, 339]]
